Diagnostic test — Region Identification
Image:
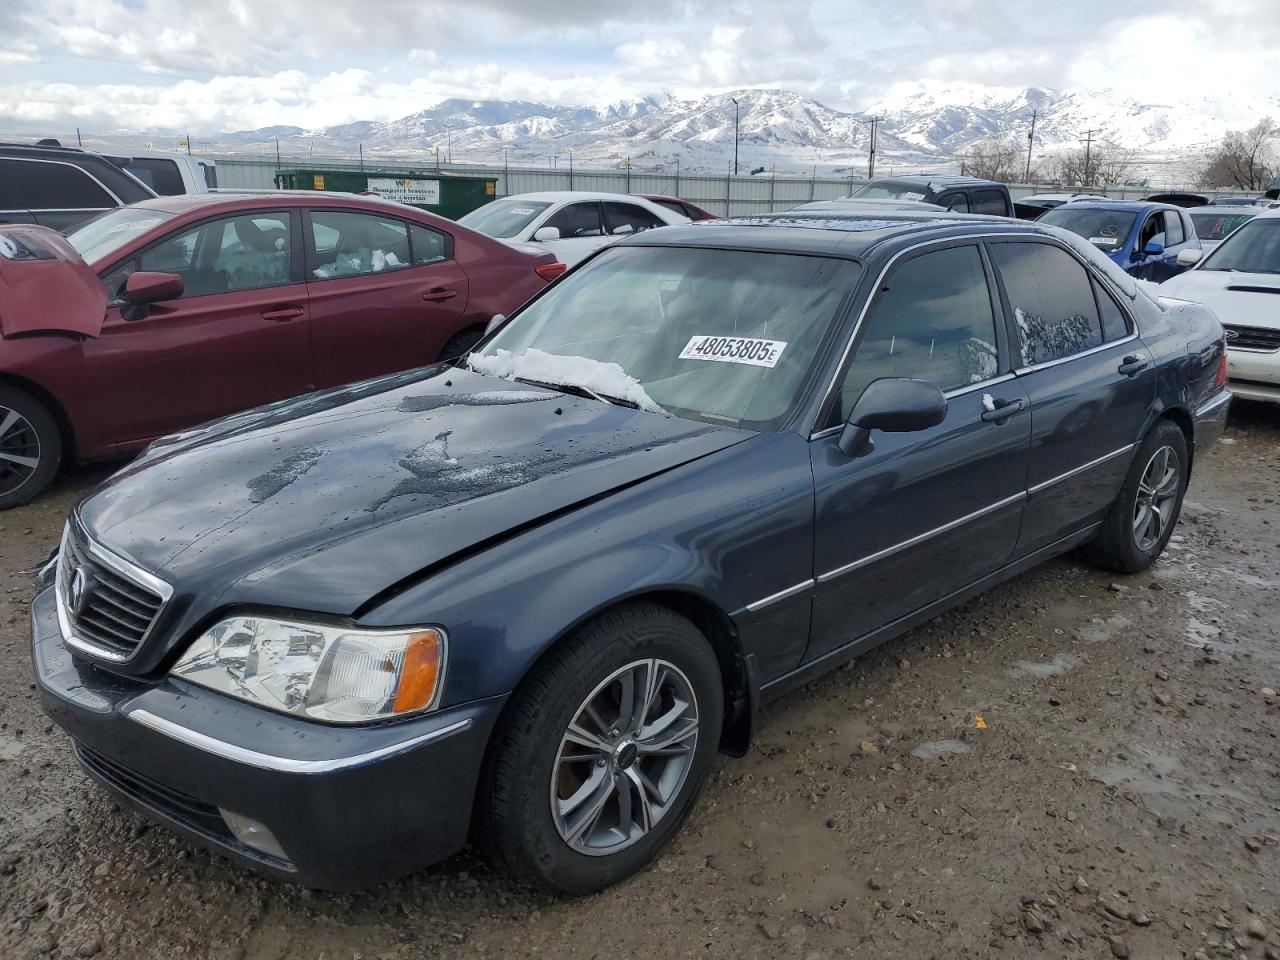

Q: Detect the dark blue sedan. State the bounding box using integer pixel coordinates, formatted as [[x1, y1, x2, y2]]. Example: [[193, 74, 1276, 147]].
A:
[[33, 212, 1230, 894]]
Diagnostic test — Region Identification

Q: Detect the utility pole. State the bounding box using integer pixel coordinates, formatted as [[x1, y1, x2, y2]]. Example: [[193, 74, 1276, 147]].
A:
[[445, 125, 453, 164], [861, 117, 884, 179], [359, 143, 364, 171], [569, 151, 574, 190], [1024, 109, 1037, 183], [1080, 128, 1100, 185], [730, 96, 740, 176], [75, 127, 82, 147]]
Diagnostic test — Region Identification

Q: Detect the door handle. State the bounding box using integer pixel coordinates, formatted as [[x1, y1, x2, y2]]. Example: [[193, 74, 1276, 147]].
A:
[[421, 288, 458, 302], [980, 395, 1026, 423], [261, 306, 304, 322], [1118, 355, 1150, 377]]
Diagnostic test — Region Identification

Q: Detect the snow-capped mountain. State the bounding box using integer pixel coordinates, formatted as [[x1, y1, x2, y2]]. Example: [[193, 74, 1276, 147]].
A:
[[66, 85, 1280, 177]]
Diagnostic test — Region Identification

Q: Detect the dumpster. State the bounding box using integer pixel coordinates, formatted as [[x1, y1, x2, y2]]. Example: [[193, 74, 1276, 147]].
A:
[[274, 168, 497, 220]]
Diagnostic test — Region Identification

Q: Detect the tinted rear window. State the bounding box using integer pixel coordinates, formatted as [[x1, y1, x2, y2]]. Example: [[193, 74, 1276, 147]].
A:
[[125, 158, 185, 196], [2, 158, 115, 210], [1190, 212, 1255, 242]]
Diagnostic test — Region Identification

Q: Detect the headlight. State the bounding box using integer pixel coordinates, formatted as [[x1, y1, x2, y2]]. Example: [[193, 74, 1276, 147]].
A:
[[171, 616, 445, 724]]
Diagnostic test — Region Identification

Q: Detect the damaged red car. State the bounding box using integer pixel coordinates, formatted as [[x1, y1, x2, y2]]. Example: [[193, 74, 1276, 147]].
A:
[[0, 193, 564, 507]]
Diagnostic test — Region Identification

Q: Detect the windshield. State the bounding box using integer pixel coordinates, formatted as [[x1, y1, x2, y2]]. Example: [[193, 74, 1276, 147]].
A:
[[64, 207, 174, 263], [851, 182, 927, 202], [1038, 208, 1137, 251], [457, 198, 553, 238], [1190, 211, 1255, 242], [470, 245, 860, 430], [1199, 217, 1280, 274]]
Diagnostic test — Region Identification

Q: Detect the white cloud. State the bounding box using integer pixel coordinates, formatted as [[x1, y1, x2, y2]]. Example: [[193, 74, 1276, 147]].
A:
[[0, 0, 1277, 134]]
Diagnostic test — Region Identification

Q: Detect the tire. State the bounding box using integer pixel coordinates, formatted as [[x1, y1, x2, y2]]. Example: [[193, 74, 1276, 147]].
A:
[[0, 385, 62, 510], [1082, 419, 1188, 574], [476, 602, 723, 895], [438, 327, 484, 362]]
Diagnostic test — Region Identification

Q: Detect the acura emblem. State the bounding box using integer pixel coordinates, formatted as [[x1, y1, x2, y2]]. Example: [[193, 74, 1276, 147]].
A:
[[68, 564, 91, 616]]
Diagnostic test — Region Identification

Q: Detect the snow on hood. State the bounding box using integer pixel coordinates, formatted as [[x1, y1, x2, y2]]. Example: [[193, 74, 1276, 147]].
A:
[[1159, 270, 1280, 329], [468, 348, 666, 414]]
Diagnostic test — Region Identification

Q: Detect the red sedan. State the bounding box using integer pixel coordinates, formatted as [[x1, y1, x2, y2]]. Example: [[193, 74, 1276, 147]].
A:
[[0, 192, 564, 507]]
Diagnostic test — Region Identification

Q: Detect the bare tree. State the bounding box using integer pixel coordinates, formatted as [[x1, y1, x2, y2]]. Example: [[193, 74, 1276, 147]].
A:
[[1198, 119, 1279, 190], [1047, 146, 1137, 187], [958, 139, 1021, 182]]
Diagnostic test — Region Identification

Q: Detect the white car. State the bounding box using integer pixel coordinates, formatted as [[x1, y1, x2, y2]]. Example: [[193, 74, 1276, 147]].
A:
[[122, 151, 217, 195], [1161, 209, 1280, 403], [1186, 205, 1257, 254], [457, 191, 689, 266]]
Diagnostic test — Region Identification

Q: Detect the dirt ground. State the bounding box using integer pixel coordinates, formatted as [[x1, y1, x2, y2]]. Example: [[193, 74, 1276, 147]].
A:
[[1, 403, 1278, 960]]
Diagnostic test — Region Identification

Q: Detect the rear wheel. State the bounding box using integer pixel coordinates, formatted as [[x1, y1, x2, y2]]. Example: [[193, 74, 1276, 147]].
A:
[[0, 385, 62, 510], [1082, 419, 1188, 573], [476, 602, 723, 895], [438, 327, 484, 362]]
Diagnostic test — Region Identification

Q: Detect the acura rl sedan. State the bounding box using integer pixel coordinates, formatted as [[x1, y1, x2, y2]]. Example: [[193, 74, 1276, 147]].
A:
[[33, 212, 1229, 895]]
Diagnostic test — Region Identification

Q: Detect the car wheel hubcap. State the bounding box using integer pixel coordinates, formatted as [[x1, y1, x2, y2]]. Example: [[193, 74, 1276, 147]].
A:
[[1133, 444, 1180, 552], [0, 406, 41, 498], [550, 658, 699, 856]]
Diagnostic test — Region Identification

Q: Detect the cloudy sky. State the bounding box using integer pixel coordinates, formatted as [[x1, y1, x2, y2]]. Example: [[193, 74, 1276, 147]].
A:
[[2, 0, 1278, 135]]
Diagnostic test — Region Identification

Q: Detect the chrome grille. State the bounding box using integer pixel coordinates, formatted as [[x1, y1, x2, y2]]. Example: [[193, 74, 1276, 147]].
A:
[[55, 521, 171, 662], [1224, 324, 1280, 353]]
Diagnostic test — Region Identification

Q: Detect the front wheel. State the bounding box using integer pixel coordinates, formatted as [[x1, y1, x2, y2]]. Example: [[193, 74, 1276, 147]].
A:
[[476, 602, 723, 895], [1082, 420, 1188, 574], [0, 385, 62, 510]]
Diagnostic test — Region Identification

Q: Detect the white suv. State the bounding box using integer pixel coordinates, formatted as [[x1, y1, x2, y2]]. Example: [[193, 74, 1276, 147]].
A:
[[1161, 209, 1280, 403]]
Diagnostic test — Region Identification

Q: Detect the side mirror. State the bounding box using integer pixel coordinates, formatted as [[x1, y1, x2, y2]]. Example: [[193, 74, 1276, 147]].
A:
[[838, 378, 947, 458], [1142, 239, 1165, 257], [532, 226, 561, 242], [121, 271, 183, 320], [484, 313, 506, 336], [1177, 248, 1203, 267]]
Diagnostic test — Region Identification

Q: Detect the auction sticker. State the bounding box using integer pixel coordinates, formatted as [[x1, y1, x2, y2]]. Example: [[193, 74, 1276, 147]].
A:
[[1088, 236, 1119, 246], [679, 335, 788, 368]]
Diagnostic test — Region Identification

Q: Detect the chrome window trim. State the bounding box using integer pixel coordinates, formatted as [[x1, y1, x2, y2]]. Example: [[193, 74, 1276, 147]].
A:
[[744, 579, 815, 613], [54, 519, 173, 664], [1012, 331, 1138, 376], [4, 157, 124, 205], [125, 708, 473, 774], [816, 490, 1027, 584], [1194, 390, 1232, 417], [808, 231, 1047, 439], [1026, 444, 1135, 496]]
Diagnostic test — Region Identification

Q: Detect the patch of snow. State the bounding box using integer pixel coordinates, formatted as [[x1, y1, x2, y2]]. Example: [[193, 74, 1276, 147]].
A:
[[468, 348, 665, 414]]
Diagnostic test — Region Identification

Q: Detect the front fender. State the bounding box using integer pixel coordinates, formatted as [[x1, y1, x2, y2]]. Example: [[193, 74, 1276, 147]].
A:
[[359, 430, 817, 708]]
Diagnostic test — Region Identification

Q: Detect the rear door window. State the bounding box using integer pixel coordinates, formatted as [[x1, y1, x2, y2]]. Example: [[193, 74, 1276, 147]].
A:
[[942, 192, 970, 213], [309, 210, 413, 279], [543, 202, 604, 238], [125, 158, 186, 196], [972, 189, 1007, 215], [602, 201, 665, 236], [1093, 278, 1131, 342], [990, 241, 1104, 366], [1163, 210, 1186, 246], [4, 158, 115, 209], [0, 161, 24, 211], [837, 244, 1001, 419], [410, 223, 453, 264]]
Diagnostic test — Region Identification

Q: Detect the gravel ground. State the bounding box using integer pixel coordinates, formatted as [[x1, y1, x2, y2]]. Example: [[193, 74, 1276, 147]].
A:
[[1, 404, 1278, 960]]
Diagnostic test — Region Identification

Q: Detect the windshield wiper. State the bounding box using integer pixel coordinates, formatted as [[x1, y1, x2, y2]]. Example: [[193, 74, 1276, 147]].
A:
[[514, 377, 640, 409]]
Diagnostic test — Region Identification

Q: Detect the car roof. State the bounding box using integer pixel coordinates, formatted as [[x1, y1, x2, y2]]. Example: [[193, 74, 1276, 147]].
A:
[[621, 211, 1036, 259], [501, 191, 667, 204], [122, 191, 429, 215], [1047, 199, 1183, 214], [869, 175, 1004, 189], [1187, 205, 1258, 215]]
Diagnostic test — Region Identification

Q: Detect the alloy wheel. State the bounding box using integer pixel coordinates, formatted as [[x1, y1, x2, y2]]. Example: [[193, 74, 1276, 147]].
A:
[[0, 406, 41, 499], [550, 658, 700, 856], [1132, 444, 1180, 553]]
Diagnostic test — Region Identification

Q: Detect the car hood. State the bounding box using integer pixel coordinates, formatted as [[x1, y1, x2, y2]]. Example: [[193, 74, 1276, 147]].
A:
[[0, 224, 106, 338], [77, 366, 751, 615], [1159, 270, 1280, 329]]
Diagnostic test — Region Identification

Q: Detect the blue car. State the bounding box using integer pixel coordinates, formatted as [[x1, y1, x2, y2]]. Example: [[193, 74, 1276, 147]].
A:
[[33, 212, 1229, 895], [1039, 200, 1201, 281]]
